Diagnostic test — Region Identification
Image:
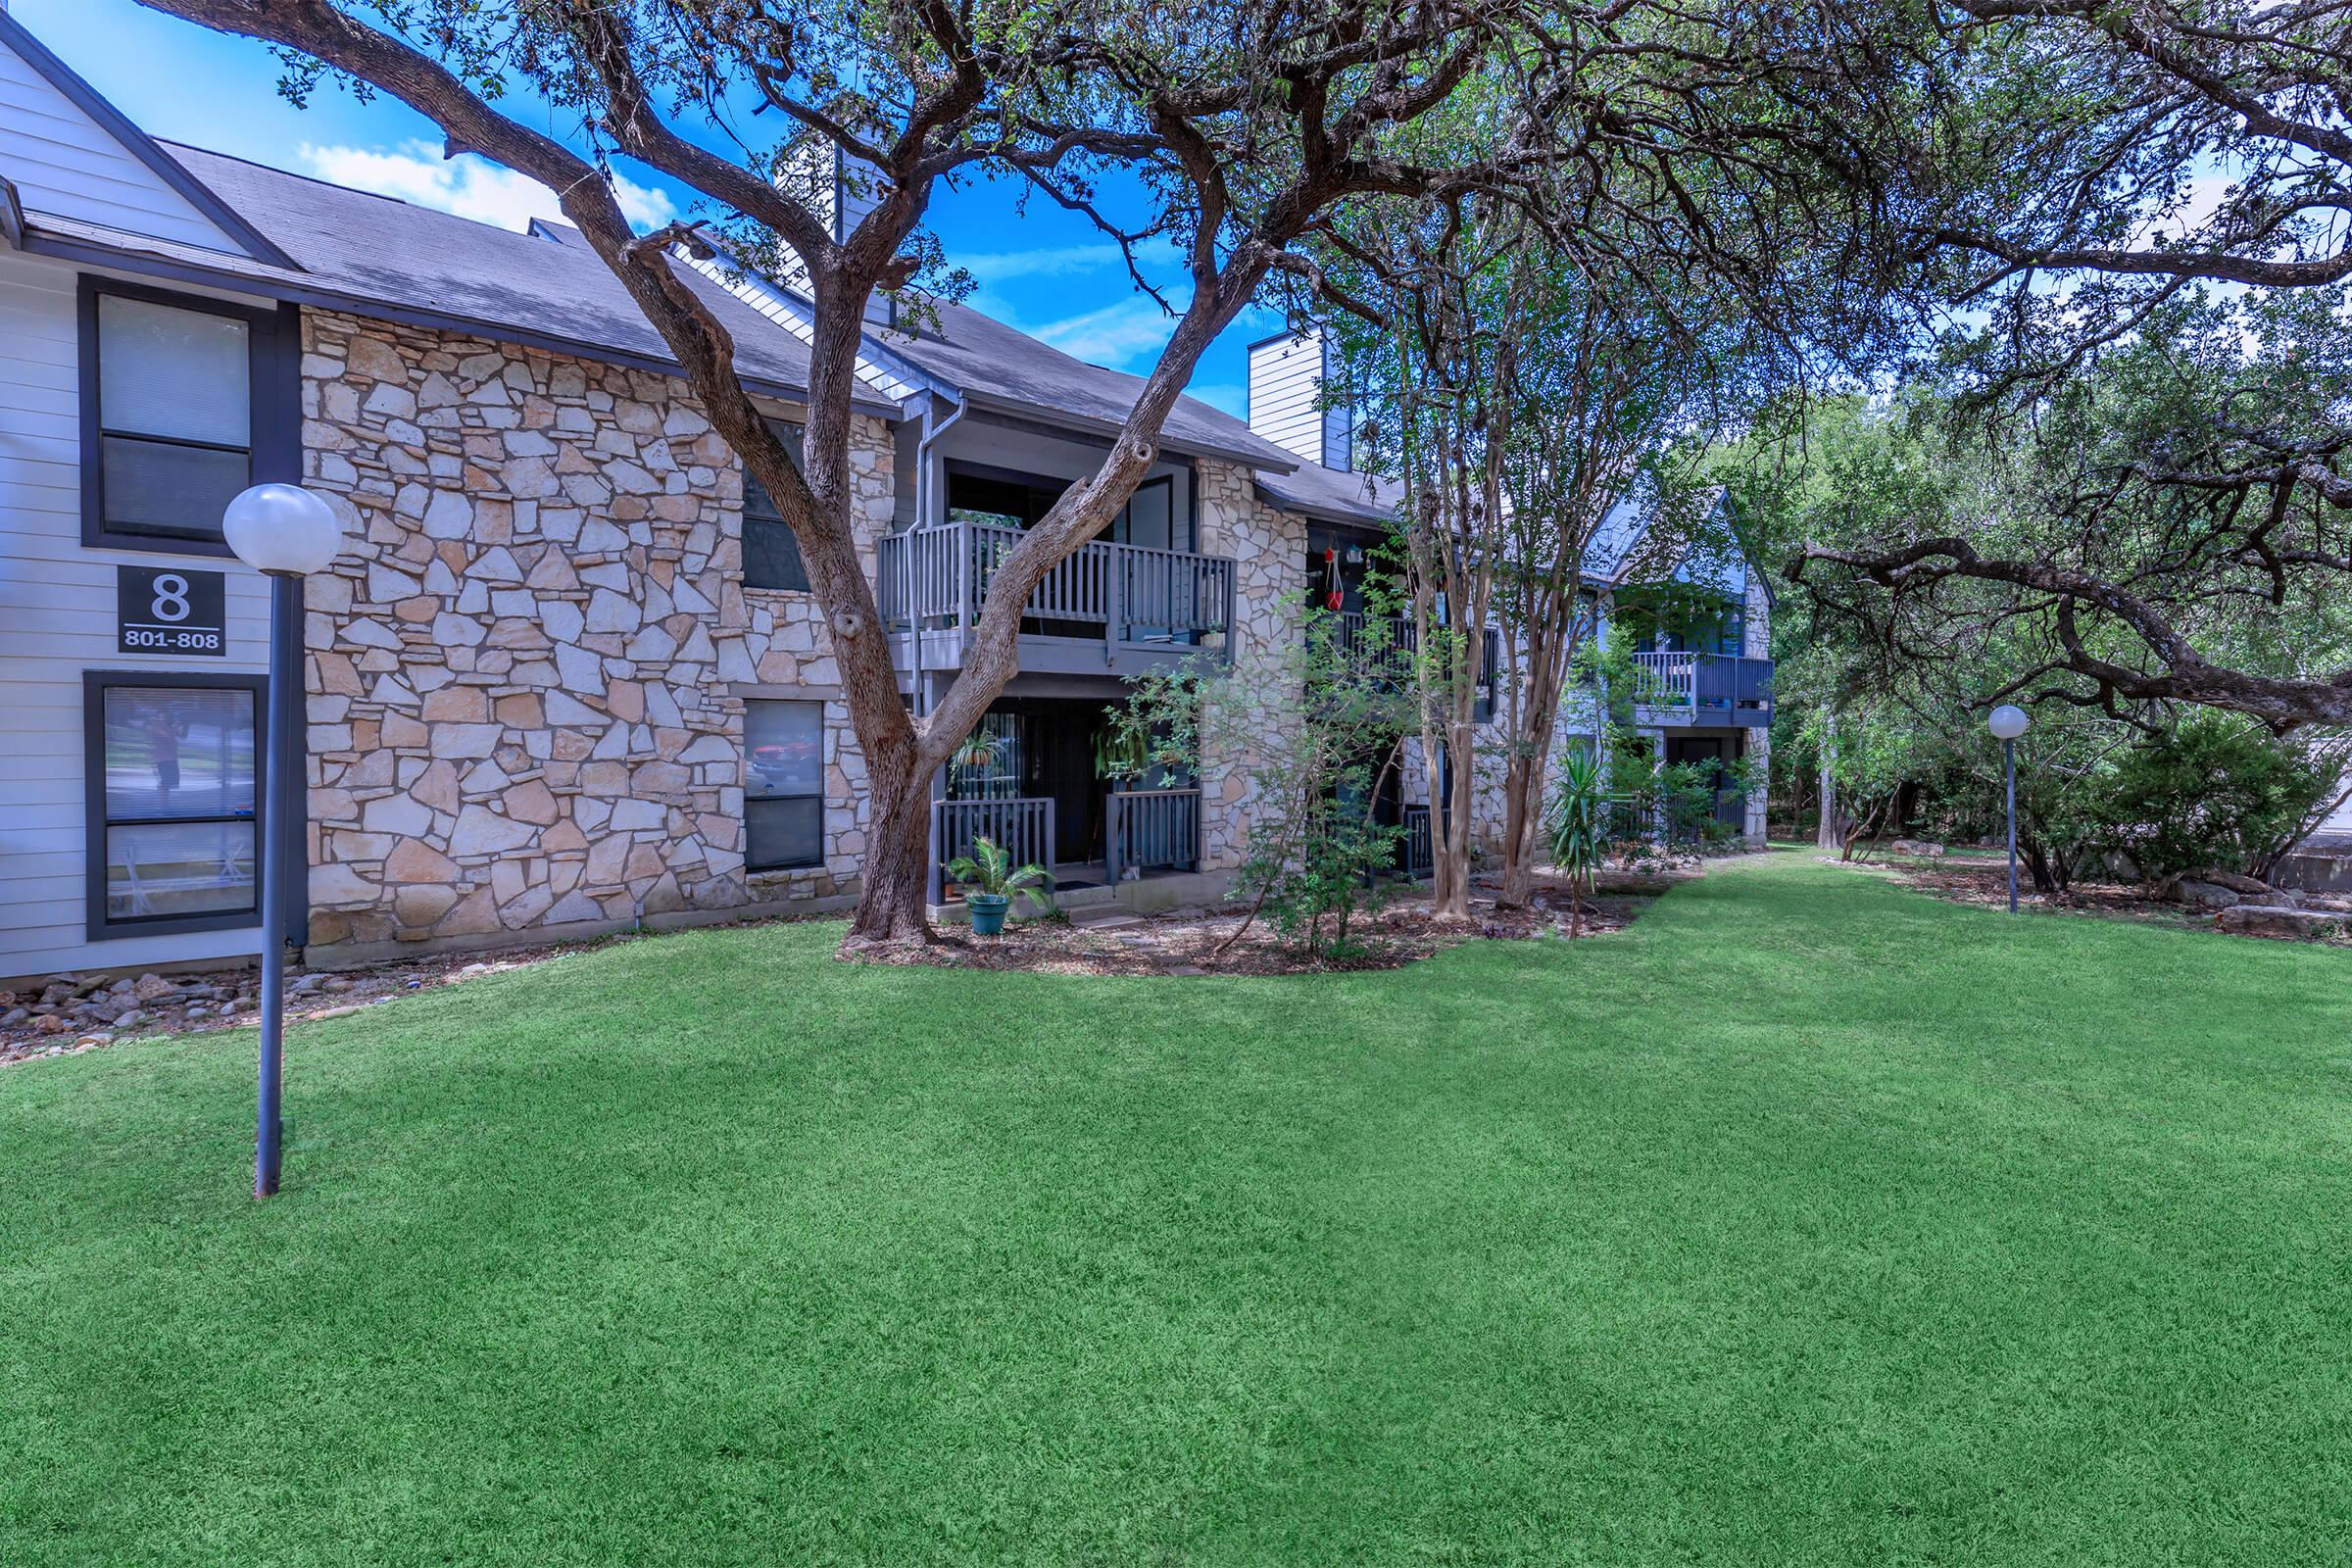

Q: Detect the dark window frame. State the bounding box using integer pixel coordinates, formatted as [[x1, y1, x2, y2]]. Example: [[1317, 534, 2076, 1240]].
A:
[[741, 420, 811, 594], [83, 667, 270, 941], [78, 275, 298, 558], [744, 699, 826, 872]]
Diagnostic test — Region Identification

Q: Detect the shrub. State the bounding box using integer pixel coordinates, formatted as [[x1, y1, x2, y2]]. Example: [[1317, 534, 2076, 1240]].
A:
[[2085, 712, 2335, 883]]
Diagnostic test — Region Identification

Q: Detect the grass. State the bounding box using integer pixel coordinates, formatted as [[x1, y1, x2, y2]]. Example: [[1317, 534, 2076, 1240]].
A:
[[4, 852, 2350, 1565]]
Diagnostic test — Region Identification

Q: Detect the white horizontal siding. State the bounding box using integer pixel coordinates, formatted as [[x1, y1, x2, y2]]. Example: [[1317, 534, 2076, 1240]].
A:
[[0, 31, 242, 253], [1248, 334, 1329, 466], [0, 250, 273, 981]]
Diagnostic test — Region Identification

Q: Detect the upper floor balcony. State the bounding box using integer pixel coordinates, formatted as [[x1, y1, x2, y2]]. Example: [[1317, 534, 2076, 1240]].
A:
[[1630, 650, 1775, 727], [1329, 612, 1500, 720], [878, 517, 1237, 678]]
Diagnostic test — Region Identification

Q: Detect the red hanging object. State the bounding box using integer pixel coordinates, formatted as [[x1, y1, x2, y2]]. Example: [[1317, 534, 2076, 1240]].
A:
[[1323, 547, 1344, 612]]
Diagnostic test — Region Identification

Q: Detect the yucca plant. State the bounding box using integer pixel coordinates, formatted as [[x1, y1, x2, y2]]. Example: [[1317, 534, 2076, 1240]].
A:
[[1548, 746, 1610, 938]]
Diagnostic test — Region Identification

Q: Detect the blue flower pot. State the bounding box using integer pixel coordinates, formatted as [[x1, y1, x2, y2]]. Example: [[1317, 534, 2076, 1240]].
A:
[[967, 893, 1010, 936]]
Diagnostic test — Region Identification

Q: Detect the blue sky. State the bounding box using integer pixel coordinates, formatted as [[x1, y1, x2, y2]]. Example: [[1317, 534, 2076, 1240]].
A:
[[14, 0, 1274, 416]]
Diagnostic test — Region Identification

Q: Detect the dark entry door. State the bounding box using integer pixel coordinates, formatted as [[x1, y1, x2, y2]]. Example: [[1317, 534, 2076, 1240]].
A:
[[1666, 736, 1743, 831]]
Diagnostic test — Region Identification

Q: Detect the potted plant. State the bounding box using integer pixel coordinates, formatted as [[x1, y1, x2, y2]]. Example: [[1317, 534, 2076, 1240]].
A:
[[944, 834, 1054, 936]]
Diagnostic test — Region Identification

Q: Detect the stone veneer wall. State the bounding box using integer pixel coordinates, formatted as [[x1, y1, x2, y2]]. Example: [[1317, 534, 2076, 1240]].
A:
[[297, 310, 891, 956], [1192, 459, 1305, 872]]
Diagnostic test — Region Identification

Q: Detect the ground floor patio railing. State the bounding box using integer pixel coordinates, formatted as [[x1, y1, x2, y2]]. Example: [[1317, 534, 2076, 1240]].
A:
[[1401, 803, 1434, 877], [1106, 788, 1200, 883], [933, 796, 1055, 890]]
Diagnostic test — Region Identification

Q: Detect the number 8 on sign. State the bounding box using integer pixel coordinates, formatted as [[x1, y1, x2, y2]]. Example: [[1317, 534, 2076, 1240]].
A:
[[151, 573, 191, 623]]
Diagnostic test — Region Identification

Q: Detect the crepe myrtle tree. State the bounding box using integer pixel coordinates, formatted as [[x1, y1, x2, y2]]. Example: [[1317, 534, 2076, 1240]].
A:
[[138, 0, 1582, 948]]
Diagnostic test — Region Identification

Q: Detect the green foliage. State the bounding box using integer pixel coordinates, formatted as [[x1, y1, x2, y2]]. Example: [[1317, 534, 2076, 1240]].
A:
[[1090, 721, 1149, 781], [1547, 745, 1611, 932], [2082, 713, 2337, 883], [1112, 603, 1413, 956], [942, 835, 1054, 912], [1245, 764, 1408, 957], [1647, 759, 1758, 849]]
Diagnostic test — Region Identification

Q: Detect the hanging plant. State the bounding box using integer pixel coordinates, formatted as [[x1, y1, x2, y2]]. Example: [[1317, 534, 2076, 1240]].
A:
[[1093, 721, 1150, 780], [952, 729, 1005, 771]]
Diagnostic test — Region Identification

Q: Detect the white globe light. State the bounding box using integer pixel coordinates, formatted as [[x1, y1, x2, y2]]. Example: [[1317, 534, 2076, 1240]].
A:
[[1987, 703, 2031, 740], [222, 483, 345, 577]]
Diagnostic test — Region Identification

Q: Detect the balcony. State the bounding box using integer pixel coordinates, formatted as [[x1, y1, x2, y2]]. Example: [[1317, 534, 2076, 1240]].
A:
[[879, 518, 1236, 677], [1629, 651, 1774, 726], [1329, 612, 1500, 720]]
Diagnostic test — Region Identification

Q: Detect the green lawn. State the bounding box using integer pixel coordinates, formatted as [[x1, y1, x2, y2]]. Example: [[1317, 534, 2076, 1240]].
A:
[[5, 854, 2350, 1565]]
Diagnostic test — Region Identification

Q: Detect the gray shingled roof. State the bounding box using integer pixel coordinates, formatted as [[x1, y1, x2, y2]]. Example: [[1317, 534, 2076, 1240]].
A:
[[1255, 461, 1397, 528], [144, 143, 858, 408], [872, 300, 1300, 469]]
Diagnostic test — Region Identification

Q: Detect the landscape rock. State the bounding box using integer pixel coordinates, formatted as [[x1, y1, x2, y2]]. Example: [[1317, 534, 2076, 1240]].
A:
[[1890, 839, 1947, 858], [2175, 878, 2241, 911], [2216, 905, 2346, 941]]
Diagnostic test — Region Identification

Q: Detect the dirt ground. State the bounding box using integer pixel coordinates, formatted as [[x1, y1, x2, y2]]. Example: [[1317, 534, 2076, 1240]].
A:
[[1846, 849, 2352, 940], [860, 863, 1700, 978]]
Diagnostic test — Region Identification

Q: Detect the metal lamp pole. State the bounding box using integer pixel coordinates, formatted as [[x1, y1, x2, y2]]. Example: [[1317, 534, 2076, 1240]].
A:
[[1987, 705, 2031, 914], [223, 484, 346, 1199]]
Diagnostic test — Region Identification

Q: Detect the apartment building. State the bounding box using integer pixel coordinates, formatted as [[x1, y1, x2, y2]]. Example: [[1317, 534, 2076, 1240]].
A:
[[0, 11, 1768, 982]]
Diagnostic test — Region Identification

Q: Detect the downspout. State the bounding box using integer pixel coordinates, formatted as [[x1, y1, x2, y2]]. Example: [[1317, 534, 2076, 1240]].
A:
[[912, 394, 967, 908], [907, 393, 968, 721]]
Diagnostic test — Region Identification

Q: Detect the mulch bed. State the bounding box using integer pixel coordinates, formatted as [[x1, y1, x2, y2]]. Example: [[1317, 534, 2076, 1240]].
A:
[[858, 863, 1706, 977], [5, 861, 1711, 1065]]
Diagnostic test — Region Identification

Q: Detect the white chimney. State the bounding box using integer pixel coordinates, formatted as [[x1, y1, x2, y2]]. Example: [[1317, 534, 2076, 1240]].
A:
[[773, 139, 894, 327], [1247, 328, 1351, 471]]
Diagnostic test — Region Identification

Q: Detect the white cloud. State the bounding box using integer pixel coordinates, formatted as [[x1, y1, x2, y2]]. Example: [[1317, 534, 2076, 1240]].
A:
[[957, 237, 1185, 285], [296, 140, 677, 233], [1030, 295, 1185, 369], [959, 242, 1129, 284]]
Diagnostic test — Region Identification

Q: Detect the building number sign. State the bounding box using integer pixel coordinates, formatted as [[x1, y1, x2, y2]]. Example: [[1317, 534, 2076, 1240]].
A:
[[116, 564, 227, 657]]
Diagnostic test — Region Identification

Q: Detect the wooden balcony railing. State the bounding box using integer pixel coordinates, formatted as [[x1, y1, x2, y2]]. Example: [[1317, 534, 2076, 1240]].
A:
[[878, 519, 1237, 664], [1630, 651, 1774, 723], [1327, 613, 1499, 715], [1106, 788, 1200, 883]]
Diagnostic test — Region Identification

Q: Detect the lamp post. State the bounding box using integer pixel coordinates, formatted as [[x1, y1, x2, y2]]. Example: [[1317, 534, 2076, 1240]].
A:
[[1987, 703, 2031, 913], [222, 483, 346, 1199]]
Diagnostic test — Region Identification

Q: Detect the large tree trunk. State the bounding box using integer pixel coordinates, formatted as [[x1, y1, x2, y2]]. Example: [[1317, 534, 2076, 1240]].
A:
[[1816, 710, 1842, 851], [848, 784, 934, 944], [841, 715, 932, 946], [1499, 753, 1540, 906]]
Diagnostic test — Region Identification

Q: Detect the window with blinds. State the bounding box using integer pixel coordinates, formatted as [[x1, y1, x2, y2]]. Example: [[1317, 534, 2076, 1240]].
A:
[[87, 291, 255, 547], [84, 674, 267, 937], [745, 701, 824, 871]]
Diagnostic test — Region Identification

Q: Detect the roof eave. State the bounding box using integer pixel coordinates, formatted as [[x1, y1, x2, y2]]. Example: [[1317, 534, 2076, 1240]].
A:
[[1251, 478, 1391, 530], [959, 388, 1300, 471], [18, 223, 895, 417]]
